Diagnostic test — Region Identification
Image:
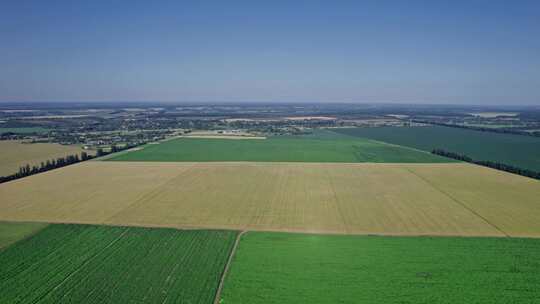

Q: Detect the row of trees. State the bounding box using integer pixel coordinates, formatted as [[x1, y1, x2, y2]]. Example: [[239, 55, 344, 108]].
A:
[[0, 142, 146, 184], [413, 120, 540, 137], [95, 141, 147, 157], [432, 149, 540, 180], [0, 152, 93, 184]]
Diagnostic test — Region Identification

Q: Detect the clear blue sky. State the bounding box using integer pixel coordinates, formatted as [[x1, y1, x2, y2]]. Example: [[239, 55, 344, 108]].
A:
[[1, 0, 539, 104]]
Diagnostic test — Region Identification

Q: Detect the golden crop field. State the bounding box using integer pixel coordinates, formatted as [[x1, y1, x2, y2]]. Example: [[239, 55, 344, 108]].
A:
[[0, 162, 539, 237], [0, 140, 84, 176]]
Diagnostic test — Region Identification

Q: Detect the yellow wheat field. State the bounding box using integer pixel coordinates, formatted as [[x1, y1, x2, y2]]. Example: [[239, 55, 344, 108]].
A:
[[0, 161, 539, 237], [0, 140, 84, 176]]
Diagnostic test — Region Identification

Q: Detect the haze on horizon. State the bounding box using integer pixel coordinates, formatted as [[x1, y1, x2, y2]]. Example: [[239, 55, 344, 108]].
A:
[[1, 1, 539, 105]]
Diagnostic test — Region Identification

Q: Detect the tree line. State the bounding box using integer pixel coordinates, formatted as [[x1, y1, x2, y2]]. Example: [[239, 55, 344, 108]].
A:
[[0, 142, 145, 184], [432, 149, 540, 180], [0, 152, 92, 184]]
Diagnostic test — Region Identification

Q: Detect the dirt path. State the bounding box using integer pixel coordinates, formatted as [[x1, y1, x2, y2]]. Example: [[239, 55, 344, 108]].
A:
[[214, 230, 247, 304]]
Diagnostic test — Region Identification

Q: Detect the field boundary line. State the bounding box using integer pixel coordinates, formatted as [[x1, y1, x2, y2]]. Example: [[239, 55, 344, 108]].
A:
[[0, 222, 49, 251], [403, 167, 510, 237], [214, 230, 247, 304], [364, 138, 455, 158], [1, 219, 524, 237]]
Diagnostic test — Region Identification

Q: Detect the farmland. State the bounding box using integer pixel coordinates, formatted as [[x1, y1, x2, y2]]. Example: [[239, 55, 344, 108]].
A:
[[220, 232, 540, 304], [0, 140, 84, 176], [0, 224, 237, 304], [0, 221, 48, 248], [332, 126, 540, 171], [2, 3, 540, 301], [0, 127, 50, 134], [1, 161, 539, 237], [107, 136, 451, 163]]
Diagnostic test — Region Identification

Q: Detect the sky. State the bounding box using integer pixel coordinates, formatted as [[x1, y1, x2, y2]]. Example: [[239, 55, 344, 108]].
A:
[[1, 0, 539, 105]]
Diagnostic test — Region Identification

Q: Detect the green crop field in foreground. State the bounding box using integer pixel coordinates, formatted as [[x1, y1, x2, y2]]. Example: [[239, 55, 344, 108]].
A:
[[221, 232, 540, 304], [333, 126, 540, 171], [0, 224, 237, 304], [0, 221, 48, 248], [107, 136, 452, 163]]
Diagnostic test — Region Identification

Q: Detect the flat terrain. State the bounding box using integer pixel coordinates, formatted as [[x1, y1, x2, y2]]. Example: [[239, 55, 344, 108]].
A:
[[0, 140, 83, 176], [221, 232, 540, 304], [0, 224, 237, 304], [333, 126, 540, 171], [1, 161, 539, 237], [107, 136, 451, 163], [0, 127, 50, 134], [0, 221, 48, 248]]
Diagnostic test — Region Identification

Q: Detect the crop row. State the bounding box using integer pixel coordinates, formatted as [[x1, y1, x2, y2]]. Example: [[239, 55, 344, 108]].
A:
[[0, 224, 237, 304]]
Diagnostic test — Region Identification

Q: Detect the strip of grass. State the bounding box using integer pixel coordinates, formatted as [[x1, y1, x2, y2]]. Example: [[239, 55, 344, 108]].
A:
[[0, 224, 237, 304], [0, 221, 48, 249], [107, 136, 452, 163], [333, 126, 540, 171], [0, 127, 50, 134], [220, 232, 540, 304]]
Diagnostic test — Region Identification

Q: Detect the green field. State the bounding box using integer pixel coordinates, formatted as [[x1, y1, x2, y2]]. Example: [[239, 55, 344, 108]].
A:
[[332, 126, 540, 171], [0, 224, 237, 304], [0, 127, 50, 134], [0, 221, 48, 248], [220, 232, 540, 304], [107, 136, 451, 163]]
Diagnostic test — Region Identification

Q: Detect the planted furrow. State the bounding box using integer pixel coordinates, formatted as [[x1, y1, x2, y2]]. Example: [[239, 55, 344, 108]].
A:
[[0, 224, 237, 304]]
